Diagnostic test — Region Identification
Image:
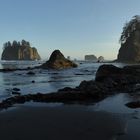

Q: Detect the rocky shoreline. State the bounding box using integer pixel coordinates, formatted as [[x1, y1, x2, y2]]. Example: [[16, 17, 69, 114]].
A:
[[1, 64, 140, 110]]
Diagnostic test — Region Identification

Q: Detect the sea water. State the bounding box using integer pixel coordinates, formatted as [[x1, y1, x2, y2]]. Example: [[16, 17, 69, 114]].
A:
[[0, 60, 129, 100], [0, 60, 121, 99]]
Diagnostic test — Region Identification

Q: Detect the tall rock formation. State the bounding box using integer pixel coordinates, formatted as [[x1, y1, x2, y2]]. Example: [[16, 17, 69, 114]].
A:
[[98, 56, 104, 62], [85, 55, 97, 61], [40, 50, 77, 69], [1, 40, 41, 60], [117, 15, 140, 63]]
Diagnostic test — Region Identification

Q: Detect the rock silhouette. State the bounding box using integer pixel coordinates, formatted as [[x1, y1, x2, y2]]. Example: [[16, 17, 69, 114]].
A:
[[85, 55, 97, 61], [117, 15, 140, 62], [1, 40, 41, 60], [40, 50, 77, 69]]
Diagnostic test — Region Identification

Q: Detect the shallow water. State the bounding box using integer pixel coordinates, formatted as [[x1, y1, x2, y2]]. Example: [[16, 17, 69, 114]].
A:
[[0, 60, 122, 99]]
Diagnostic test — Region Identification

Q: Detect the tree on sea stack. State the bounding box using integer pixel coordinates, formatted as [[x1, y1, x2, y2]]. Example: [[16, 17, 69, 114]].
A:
[[1, 40, 41, 60], [117, 15, 140, 62]]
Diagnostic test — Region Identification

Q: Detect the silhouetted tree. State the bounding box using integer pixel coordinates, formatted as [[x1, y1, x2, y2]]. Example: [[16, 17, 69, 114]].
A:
[[7, 41, 11, 47], [3, 40, 31, 50], [3, 42, 8, 50], [119, 15, 140, 44], [12, 40, 18, 47], [17, 41, 21, 46], [26, 41, 30, 46], [21, 39, 27, 46]]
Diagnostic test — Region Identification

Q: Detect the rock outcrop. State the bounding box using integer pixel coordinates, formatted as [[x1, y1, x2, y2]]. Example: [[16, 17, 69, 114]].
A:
[[40, 50, 77, 69], [85, 55, 97, 61], [1, 40, 41, 60], [97, 56, 104, 62], [117, 15, 140, 63]]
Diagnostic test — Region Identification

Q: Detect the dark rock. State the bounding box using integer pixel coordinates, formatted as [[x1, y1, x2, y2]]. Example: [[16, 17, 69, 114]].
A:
[[40, 50, 78, 69], [27, 71, 35, 75], [0, 68, 16, 72], [75, 73, 85, 75], [15, 96, 26, 104], [95, 65, 122, 82], [125, 101, 140, 108], [96, 64, 140, 84], [58, 87, 74, 92], [32, 80, 35, 83], [12, 91, 21, 95], [12, 88, 20, 91]]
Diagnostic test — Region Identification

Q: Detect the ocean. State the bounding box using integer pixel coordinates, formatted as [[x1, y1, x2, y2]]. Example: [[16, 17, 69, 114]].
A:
[[0, 60, 125, 100]]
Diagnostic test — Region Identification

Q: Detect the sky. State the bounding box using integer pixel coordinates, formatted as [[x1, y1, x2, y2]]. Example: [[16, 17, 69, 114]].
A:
[[0, 0, 140, 60]]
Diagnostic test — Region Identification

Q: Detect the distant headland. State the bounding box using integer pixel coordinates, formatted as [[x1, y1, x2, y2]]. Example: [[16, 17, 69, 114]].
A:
[[1, 40, 41, 60]]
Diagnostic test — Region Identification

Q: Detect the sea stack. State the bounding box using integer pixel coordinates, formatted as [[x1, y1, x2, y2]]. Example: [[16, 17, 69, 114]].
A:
[[117, 15, 140, 63], [1, 40, 41, 60], [41, 50, 77, 69], [98, 56, 104, 62], [85, 55, 97, 61]]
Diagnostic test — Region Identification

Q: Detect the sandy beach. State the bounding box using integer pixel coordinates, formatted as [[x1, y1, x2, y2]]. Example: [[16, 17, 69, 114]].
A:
[[0, 104, 128, 140]]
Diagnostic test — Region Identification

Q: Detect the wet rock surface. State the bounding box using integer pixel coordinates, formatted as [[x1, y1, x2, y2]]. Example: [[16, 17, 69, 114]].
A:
[[27, 71, 35, 75], [125, 101, 140, 108]]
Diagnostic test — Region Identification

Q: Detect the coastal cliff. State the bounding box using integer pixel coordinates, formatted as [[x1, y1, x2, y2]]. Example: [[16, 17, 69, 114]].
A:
[[1, 40, 41, 60]]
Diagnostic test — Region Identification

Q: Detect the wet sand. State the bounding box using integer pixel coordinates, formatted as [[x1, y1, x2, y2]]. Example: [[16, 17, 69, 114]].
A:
[[0, 104, 128, 140]]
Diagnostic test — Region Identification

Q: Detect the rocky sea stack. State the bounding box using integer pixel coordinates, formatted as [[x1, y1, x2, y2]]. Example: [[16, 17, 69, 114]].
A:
[[85, 55, 97, 61], [41, 50, 77, 69], [1, 40, 41, 60], [117, 15, 140, 63]]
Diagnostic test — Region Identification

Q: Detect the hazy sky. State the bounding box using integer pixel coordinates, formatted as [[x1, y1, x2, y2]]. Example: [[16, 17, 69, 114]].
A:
[[0, 0, 140, 60]]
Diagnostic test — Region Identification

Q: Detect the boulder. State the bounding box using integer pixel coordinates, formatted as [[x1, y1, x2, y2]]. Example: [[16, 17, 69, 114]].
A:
[[125, 101, 140, 108], [12, 88, 20, 91], [40, 50, 77, 69], [95, 65, 122, 82], [95, 64, 140, 93], [27, 71, 35, 75]]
